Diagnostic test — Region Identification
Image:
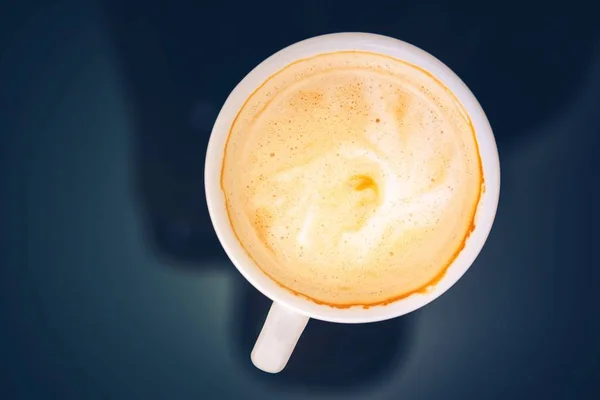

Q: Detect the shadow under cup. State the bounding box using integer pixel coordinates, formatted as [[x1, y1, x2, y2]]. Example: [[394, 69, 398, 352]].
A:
[[205, 33, 500, 372]]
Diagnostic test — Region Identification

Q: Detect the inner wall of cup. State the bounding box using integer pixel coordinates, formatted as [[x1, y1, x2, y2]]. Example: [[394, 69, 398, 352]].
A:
[[206, 33, 500, 323]]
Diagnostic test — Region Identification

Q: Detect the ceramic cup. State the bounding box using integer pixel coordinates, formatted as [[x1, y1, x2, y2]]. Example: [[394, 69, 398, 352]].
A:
[[205, 32, 500, 373]]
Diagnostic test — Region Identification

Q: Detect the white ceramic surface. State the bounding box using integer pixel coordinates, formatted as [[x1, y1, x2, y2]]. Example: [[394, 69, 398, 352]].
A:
[[205, 32, 500, 373]]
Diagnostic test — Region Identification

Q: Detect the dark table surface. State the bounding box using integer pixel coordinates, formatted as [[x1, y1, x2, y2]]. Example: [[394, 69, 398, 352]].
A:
[[1, 1, 599, 399]]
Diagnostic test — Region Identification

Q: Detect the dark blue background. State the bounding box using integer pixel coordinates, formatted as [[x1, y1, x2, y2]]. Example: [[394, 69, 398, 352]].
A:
[[1, 1, 599, 399]]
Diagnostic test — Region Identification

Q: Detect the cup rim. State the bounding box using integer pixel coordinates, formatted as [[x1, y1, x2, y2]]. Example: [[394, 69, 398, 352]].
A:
[[205, 32, 500, 323]]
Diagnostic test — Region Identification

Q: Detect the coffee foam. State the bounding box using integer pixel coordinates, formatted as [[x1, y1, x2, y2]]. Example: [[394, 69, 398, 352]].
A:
[[222, 51, 483, 307]]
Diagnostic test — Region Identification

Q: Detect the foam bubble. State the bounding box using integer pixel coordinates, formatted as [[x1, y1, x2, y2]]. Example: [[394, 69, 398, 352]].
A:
[[222, 51, 482, 307]]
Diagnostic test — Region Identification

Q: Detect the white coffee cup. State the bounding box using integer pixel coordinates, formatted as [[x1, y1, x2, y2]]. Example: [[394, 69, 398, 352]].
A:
[[205, 32, 500, 374]]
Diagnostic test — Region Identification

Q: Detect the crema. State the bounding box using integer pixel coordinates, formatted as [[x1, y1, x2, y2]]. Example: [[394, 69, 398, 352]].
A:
[[222, 51, 483, 307]]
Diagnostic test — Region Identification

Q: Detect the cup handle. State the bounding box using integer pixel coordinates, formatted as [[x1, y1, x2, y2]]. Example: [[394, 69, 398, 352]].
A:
[[251, 302, 310, 373]]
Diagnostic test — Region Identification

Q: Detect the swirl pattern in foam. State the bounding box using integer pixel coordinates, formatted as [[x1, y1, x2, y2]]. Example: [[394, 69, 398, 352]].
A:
[[222, 51, 483, 307]]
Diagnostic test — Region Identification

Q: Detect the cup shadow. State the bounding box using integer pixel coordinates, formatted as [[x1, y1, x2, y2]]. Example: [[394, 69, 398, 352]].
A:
[[231, 273, 417, 391], [101, 1, 225, 265], [100, 1, 597, 394]]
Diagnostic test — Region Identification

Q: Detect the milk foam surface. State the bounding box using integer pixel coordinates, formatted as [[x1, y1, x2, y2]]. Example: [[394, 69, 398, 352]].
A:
[[222, 51, 483, 307]]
